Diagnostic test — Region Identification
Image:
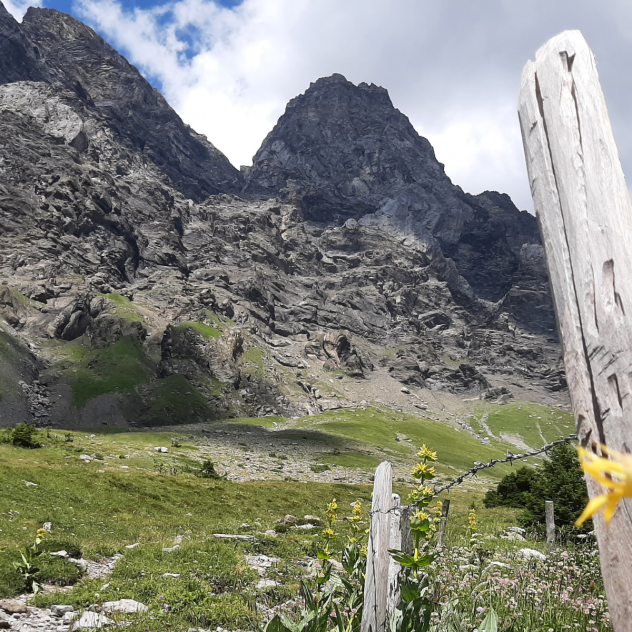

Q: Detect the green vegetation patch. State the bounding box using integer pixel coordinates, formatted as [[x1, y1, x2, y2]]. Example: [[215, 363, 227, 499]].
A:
[[135, 375, 211, 425], [176, 321, 222, 340], [0, 433, 370, 620], [239, 347, 265, 374], [205, 310, 234, 328], [475, 401, 574, 448], [69, 336, 152, 407], [299, 408, 515, 478], [223, 416, 286, 428], [100, 293, 146, 325]]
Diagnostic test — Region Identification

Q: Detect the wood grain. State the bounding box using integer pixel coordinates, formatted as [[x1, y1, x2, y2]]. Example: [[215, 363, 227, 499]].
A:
[[387, 493, 402, 620], [518, 30, 632, 630], [361, 461, 392, 632]]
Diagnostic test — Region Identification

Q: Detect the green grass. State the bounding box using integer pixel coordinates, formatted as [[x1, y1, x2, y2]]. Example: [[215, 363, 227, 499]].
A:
[[0, 432, 372, 631], [100, 293, 147, 324], [239, 347, 265, 376], [474, 401, 574, 448], [0, 422, 605, 631], [223, 417, 286, 428], [205, 310, 234, 328], [134, 375, 211, 426], [176, 321, 222, 340], [68, 336, 152, 407], [299, 408, 516, 478]]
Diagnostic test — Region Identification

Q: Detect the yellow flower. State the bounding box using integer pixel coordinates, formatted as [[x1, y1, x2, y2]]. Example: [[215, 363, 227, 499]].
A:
[[576, 445, 632, 526], [320, 528, 335, 540], [468, 509, 477, 530], [412, 463, 435, 479], [417, 445, 438, 461]]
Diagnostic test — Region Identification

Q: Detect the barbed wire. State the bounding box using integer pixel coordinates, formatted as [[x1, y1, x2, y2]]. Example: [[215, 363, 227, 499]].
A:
[[427, 432, 577, 500]]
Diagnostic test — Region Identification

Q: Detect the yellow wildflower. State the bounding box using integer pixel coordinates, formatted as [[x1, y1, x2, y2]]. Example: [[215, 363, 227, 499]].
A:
[[417, 445, 438, 461], [412, 463, 435, 479], [576, 445, 632, 526], [468, 509, 477, 530]]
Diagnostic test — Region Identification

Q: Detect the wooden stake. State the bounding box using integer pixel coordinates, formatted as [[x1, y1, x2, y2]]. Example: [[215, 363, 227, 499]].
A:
[[387, 493, 402, 620], [518, 30, 632, 630], [400, 504, 414, 555], [545, 500, 555, 554], [361, 461, 392, 632], [437, 499, 451, 550]]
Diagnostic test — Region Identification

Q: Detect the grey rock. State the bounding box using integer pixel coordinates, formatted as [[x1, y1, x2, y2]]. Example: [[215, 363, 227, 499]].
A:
[[69, 557, 88, 571], [74, 611, 114, 629], [51, 605, 74, 617], [101, 599, 147, 614]]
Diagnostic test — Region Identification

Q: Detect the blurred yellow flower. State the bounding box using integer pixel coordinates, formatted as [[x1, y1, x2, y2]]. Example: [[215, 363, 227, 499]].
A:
[[576, 445, 632, 526], [417, 445, 438, 461], [412, 463, 435, 479]]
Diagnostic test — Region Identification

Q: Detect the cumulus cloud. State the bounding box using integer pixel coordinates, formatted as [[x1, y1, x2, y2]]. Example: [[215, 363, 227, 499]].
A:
[[72, 0, 632, 211]]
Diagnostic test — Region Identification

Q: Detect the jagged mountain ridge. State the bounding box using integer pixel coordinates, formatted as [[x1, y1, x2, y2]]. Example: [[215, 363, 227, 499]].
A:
[[0, 4, 565, 429], [244, 73, 543, 304]]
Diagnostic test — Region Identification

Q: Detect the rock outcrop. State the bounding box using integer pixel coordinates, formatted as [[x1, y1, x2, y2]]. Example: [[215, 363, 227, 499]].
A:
[[0, 4, 565, 427]]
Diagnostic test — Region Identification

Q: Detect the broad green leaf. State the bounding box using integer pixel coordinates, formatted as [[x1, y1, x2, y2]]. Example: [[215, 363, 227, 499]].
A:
[[479, 608, 498, 632]]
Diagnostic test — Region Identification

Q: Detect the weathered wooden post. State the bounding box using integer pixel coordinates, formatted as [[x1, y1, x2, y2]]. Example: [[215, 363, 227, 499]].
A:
[[361, 461, 393, 632], [387, 493, 402, 620], [518, 30, 632, 630], [436, 499, 451, 550], [400, 504, 414, 555], [545, 500, 555, 554]]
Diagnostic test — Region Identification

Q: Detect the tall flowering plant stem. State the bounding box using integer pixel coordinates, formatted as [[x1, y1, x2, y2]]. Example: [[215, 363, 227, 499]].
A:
[[387, 445, 442, 631]]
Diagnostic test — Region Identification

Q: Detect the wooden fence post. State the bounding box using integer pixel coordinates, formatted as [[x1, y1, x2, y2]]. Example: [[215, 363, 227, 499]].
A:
[[437, 499, 451, 550], [400, 504, 414, 555], [361, 461, 393, 632], [545, 500, 555, 554], [387, 493, 402, 620], [518, 30, 632, 630]]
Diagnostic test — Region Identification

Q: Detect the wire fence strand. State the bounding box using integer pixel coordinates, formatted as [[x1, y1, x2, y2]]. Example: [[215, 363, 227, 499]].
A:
[[427, 432, 578, 500]]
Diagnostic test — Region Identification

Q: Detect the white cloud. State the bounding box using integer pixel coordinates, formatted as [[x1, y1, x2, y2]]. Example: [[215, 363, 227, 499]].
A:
[[6, 0, 42, 20], [73, 0, 632, 212]]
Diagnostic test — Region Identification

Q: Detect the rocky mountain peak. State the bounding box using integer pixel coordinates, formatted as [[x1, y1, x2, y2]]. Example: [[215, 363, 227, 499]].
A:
[[0, 3, 565, 430], [0, 2, 46, 85], [16, 6, 243, 200], [246, 73, 446, 218]]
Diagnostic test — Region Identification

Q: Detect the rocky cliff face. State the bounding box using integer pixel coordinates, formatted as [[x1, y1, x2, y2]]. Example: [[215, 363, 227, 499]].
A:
[[244, 74, 546, 307], [0, 5, 565, 429]]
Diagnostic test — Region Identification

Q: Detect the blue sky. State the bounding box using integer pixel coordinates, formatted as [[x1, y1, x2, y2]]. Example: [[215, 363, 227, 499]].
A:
[[7, 0, 632, 212]]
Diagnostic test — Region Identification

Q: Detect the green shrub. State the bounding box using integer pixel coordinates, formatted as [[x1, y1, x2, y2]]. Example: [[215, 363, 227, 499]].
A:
[[520, 442, 590, 535], [484, 443, 590, 536], [196, 459, 220, 479], [4, 424, 41, 449], [483, 466, 538, 509]]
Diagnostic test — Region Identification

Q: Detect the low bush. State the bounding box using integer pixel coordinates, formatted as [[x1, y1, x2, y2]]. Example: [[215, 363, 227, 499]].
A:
[[1, 424, 41, 449], [197, 459, 221, 479], [484, 442, 591, 535]]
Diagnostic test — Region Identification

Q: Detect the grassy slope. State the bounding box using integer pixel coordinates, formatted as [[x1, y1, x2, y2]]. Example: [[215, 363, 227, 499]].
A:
[[474, 401, 574, 448], [0, 428, 526, 629], [0, 433, 372, 630], [0, 415, 574, 631], [294, 408, 520, 478]]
